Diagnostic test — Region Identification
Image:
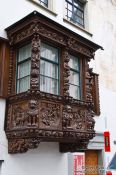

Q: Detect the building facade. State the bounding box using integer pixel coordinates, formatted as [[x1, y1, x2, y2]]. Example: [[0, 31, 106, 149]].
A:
[[0, 0, 116, 175]]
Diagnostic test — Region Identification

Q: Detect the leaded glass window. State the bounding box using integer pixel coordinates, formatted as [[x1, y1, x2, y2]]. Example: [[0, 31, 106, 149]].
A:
[[69, 55, 81, 99], [40, 43, 59, 95], [65, 0, 85, 28], [17, 44, 31, 93]]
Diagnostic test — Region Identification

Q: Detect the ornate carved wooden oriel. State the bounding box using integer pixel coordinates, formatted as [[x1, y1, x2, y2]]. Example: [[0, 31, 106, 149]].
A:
[[4, 11, 102, 154]]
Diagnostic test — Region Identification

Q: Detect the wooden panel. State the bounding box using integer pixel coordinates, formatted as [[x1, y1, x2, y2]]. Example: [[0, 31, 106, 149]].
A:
[[0, 40, 10, 98], [85, 150, 98, 175], [92, 73, 100, 116]]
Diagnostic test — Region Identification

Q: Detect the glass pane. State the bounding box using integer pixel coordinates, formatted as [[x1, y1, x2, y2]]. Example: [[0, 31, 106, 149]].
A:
[[40, 60, 58, 79], [41, 43, 58, 63], [69, 84, 80, 99], [68, 10, 73, 18], [74, 0, 84, 10], [18, 43, 31, 62], [40, 75, 59, 95], [69, 55, 79, 70], [74, 7, 83, 18], [67, 0, 72, 3], [68, 3, 72, 11], [17, 76, 30, 93], [69, 70, 80, 85], [18, 60, 31, 79], [43, 0, 47, 4]]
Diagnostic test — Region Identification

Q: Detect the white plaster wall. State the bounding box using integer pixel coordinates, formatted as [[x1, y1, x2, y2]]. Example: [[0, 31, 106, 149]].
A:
[[1, 143, 68, 175], [88, 1, 116, 172]]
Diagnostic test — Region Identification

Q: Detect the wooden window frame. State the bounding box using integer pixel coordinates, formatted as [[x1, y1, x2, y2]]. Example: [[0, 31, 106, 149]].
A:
[[65, 0, 85, 28]]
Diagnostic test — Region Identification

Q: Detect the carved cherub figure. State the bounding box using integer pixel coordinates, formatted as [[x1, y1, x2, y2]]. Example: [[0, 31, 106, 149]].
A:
[[27, 100, 39, 126]]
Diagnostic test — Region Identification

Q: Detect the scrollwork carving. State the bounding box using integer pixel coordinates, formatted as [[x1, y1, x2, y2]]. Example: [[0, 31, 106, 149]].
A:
[[40, 102, 61, 129], [8, 138, 40, 154]]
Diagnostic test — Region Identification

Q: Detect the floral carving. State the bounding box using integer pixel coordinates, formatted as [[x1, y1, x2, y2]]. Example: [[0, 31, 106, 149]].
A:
[[40, 103, 61, 129], [8, 138, 40, 154]]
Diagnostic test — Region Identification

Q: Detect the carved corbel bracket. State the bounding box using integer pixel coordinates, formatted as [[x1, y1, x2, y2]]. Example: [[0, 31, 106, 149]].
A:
[[8, 138, 40, 154], [59, 140, 89, 153]]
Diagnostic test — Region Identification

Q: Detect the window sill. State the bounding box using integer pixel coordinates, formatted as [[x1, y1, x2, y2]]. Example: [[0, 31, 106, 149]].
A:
[[27, 0, 57, 16], [63, 18, 92, 37]]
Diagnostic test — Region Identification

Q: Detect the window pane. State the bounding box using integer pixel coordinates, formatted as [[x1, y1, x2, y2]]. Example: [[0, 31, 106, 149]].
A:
[[17, 76, 30, 93], [41, 43, 58, 63], [74, 7, 83, 18], [68, 10, 73, 18], [69, 84, 80, 99], [40, 60, 58, 79], [69, 70, 80, 85], [40, 75, 59, 95], [68, 3, 73, 11], [38, 0, 48, 6], [18, 60, 31, 79], [69, 55, 79, 70], [74, 0, 84, 10], [18, 43, 31, 62], [67, 0, 72, 3]]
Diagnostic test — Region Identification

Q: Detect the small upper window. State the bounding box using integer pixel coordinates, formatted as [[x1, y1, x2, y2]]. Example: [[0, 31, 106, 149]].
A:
[[65, 0, 85, 28], [38, 0, 48, 7], [69, 55, 81, 99]]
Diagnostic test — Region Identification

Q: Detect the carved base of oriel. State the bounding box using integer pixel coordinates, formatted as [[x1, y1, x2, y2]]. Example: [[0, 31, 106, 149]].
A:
[[59, 141, 89, 153], [8, 138, 40, 154], [6, 129, 95, 153]]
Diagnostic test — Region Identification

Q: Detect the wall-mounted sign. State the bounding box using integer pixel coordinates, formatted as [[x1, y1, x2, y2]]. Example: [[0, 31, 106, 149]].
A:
[[104, 131, 111, 152], [106, 171, 112, 175], [73, 153, 85, 175]]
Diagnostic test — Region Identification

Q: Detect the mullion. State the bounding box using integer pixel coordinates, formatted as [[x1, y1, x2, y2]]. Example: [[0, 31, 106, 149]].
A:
[[40, 58, 59, 80], [70, 67, 80, 73], [41, 57, 59, 65], [17, 75, 30, 81], [69, 82, 80, 87], [66, 0, 84, 12], [73, 10, 84, 19], [40, 74, 59, 81], [17, 57, 31, 64]]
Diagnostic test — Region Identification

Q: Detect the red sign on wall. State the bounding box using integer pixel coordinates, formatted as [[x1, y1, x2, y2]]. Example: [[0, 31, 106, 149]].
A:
[[104, 131, 111, 152], [106, 171, 112, 175], [73, 153, 85, 175]]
